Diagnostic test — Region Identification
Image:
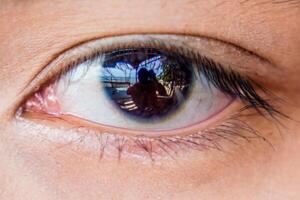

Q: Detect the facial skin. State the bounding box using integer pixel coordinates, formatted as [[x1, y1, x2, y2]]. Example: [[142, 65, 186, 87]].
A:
[[0, 0, 300, 199]]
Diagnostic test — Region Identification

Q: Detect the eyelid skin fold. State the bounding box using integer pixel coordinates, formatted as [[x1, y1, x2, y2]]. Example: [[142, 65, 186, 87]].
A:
[[16, 34, 277, 111]]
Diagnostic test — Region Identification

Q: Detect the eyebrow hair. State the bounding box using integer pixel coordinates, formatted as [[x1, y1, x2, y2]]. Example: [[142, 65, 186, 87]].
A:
[[272, 0, 300, 5], [241, 0, 300, 7]]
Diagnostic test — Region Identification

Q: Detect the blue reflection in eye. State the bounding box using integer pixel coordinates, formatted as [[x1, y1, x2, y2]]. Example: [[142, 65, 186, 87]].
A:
[[101, 48, 193, 122]]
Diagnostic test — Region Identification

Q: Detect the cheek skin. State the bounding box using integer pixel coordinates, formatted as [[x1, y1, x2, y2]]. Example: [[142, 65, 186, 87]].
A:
[[1, 112, 295, 200], [1, 132, 223, 199]]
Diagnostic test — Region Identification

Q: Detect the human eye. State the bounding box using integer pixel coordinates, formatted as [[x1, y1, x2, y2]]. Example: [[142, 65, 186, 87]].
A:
[[16, 34, 281, 160]]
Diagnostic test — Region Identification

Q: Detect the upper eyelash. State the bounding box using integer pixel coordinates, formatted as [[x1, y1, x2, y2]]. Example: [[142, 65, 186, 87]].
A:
[[55, 44, 281, 120], [194, 54, 282, 118]]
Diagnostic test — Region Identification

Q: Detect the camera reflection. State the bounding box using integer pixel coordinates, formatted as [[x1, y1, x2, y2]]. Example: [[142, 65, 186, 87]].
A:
[[127, 68, 167, 116], [101, 49, 192, 119]]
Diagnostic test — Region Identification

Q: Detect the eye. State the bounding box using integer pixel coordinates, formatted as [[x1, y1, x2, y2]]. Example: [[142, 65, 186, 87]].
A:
[[18, 35, 279, 158], [24, 47, 232, 132]]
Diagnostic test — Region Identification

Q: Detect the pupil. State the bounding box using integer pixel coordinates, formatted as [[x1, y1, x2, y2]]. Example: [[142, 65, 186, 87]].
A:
[[101, 48, 194, 122]]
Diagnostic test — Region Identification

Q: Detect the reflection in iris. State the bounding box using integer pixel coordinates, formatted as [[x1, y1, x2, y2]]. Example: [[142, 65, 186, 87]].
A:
[[101, 49, 193, 121]]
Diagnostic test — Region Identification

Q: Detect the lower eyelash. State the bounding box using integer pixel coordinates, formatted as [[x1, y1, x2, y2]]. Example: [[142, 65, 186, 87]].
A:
[[111, 116, 272, 161], [16, 107, 276, 162]]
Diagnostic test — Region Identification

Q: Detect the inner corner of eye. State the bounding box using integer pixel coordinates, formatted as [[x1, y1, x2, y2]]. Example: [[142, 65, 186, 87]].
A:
[[21, 46, 234, 132], [22, 84, 62, 116]]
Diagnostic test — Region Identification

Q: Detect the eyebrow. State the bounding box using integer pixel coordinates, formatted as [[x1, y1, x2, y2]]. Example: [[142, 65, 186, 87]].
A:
[[241, 0, 300, 7], [272, 0, 300, 5]]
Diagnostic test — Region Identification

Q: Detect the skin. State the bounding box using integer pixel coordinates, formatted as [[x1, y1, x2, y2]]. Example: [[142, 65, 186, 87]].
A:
[[0, 0, 300, 199]]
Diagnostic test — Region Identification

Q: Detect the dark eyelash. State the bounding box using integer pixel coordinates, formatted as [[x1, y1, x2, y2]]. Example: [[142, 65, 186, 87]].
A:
[[59, 44, 282, 120], [194, 54, 283, 119]]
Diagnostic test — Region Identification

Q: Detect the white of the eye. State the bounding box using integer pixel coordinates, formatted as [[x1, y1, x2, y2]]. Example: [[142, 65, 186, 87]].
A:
[[57, 57, 129, 124], [56, 57, 231, 131]]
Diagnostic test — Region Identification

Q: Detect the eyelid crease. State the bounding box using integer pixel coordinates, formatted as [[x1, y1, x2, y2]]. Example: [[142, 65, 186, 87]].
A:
[[15, 34, 277, 117], [19, 33, 275, 92]]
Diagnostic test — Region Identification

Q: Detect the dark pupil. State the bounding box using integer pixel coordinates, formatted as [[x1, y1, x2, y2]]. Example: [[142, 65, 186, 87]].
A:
[[101, 48, 194, 121]]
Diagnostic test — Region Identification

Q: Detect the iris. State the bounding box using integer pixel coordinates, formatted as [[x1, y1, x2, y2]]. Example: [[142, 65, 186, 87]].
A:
[[102, 48, 193, 122]]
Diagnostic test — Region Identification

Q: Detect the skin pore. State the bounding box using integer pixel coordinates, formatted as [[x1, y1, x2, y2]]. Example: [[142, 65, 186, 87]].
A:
[[0, 0, 300, 199]]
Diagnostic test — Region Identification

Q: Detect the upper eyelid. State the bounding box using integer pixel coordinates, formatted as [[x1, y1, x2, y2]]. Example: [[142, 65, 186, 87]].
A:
[[15, 34, 276, 114]]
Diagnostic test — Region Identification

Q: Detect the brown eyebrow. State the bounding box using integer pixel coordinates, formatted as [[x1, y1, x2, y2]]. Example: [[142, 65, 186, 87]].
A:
[[241, 0, 300, 7], [272, 0, 300, 5]]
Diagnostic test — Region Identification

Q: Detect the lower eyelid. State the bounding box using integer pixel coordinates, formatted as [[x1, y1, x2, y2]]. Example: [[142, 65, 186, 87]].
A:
[[20, 97, 241, 137], [16, 99, 259, 162]]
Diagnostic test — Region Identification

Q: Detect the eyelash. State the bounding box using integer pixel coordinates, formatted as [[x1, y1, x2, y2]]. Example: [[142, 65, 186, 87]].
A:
[[61, 46, 280, 116], [18, 37, 284, 160], [196, 55, 281, 117]]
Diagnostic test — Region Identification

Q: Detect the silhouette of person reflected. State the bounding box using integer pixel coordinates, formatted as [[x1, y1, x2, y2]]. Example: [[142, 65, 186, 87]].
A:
[[127, 68, 167, 115], [148, 69, 167, 96]]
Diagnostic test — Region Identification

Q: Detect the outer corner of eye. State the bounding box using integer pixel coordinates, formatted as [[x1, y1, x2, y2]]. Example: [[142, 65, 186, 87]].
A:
[[19, 43, 235, 137]]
